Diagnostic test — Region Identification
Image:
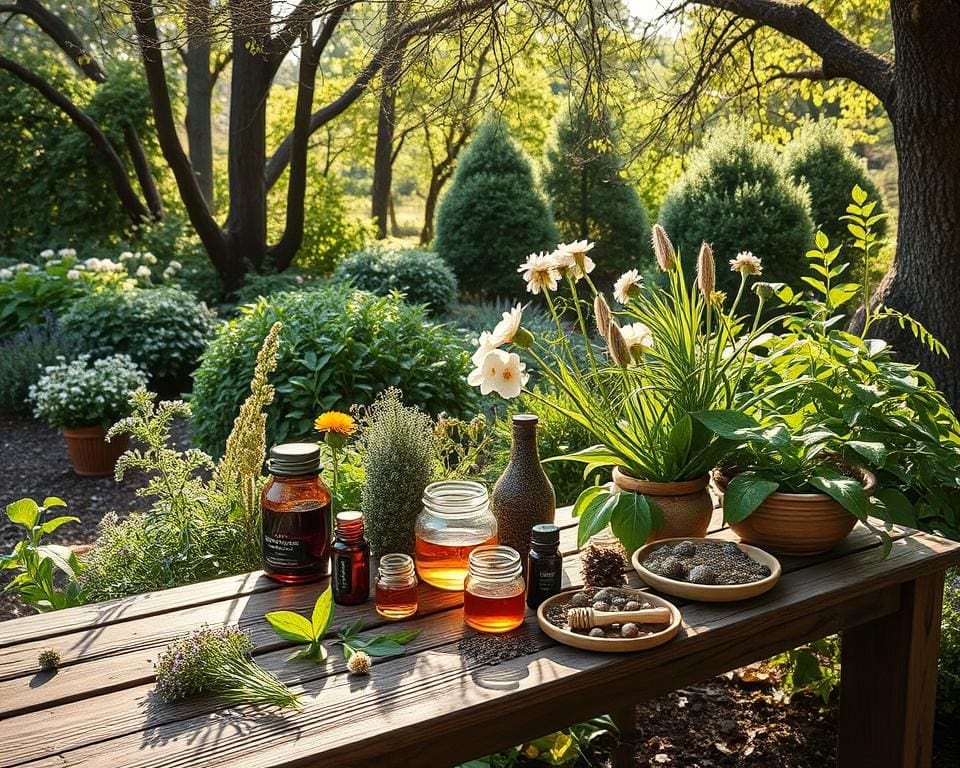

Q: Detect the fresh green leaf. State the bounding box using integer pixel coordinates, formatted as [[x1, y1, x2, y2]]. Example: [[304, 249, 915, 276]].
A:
[[6, 498, 40, 529], [723, 473, 779, 524], [39, 516, 80, 535], [311, 587, 334, 640], [42, 497, 67, 509], [847, 441, 888, 466], [545, 444, 619, 467], [609, 492, 653, 553], [809, 470, 871, 521], [575, 487, 617, 547], [265, 611, 316, 644], [691, 410, 762, 440]]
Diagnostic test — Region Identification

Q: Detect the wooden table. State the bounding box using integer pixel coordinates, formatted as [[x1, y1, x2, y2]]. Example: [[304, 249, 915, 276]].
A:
[[0, 507, 957, 768]]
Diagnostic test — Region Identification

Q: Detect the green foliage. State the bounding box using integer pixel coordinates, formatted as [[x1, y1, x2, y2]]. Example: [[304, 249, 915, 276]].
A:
[[334, 618, 422, 660], [435, 119, 558, 297], [0, 316, 71, 415], [266, 588, 335, 662], [459, 716, 618, 767], [659, 123, 814, 300], [543, 105, 653, 284], [359, 388, 436, 556], [769, 636, 842, 705], [783, 121, 886, 266], [230, 270, 317, 310], [59, 286, 217, 393], [939, 571, 960, 718], [335, 247, 458, 314], [192, 285, 476, 456], [0, 497, 84, 612]]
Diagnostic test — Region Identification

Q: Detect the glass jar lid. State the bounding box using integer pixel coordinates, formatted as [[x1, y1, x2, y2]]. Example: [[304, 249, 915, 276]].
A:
[[378, 553, 416, 582], [422, 480, 489, 518], [268, 443, 322, 476], [468, 545, 522, 581]]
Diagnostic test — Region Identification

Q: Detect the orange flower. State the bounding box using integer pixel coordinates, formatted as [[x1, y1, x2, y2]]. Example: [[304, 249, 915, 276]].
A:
[[314, 411, 356, 436]]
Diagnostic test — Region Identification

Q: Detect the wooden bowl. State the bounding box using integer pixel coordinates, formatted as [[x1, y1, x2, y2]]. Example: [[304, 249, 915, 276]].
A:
[[536, 588, 681, 653], [631, 538, 781, 602]]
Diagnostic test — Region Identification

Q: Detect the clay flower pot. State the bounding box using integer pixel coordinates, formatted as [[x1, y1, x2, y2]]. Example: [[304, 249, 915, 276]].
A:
[[612, 468, 714, 542], [715, 469, 878, 556], [62, 426, 128, 477]]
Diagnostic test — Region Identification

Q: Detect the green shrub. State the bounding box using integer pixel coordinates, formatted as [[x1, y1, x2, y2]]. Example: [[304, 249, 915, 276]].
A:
[[59, 286, 218, 394], [939, 571, 960, 719], [0, 316, 71, 415], [435, 119, 558, 298], [191, 284, 477, 456], [230, 270, 317, 310], [783, 121, 886, 269], [543, 105, 653, 285], [660, 123, 814, 300], [334, 247, 458, 314]]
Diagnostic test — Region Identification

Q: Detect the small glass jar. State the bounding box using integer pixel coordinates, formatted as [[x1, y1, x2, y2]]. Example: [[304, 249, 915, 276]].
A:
[[415, 480, 498, 591], [332, 511, 370, 606], [376, 553, 418, 620], [261, 443, 331, 583], [463, 545, 526, 633]]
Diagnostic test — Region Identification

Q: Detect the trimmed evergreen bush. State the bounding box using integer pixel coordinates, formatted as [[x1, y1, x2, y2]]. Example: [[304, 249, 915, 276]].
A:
[[543, 105, 652, 285], [435, 119, 558, 298], [660, 124, 814, 299], [334, 247, 458, 314], [191, 285, 477, 456], [783, 121, 886, 259]]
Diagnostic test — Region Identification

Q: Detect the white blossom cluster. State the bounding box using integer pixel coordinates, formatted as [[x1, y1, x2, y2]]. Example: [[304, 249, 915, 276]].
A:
[[0, 247, 183, 285], [28, 354, 147, 429]]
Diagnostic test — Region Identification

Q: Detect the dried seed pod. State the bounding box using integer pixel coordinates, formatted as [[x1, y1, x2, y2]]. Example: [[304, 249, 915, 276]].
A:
[[580, 545, 628, 588]]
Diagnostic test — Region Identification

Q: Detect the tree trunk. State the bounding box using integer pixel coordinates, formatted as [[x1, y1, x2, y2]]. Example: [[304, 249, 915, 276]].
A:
[[185, 6, 215, 210], [870, 1, 960, 408], [420, 168, 445, 246], [371, 1, 402, 240]]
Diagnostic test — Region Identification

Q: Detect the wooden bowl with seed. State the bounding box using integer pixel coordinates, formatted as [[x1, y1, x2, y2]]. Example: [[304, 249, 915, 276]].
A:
[[632, 537, 781, 603], [536, 588, 681, 653]]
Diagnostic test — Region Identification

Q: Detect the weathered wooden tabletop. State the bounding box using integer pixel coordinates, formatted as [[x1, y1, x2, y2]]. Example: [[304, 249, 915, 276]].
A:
[[0, 506, 958, 768]]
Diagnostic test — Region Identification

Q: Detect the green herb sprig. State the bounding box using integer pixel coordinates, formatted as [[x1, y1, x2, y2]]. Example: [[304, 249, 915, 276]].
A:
[[334, 619, 422, 660], [265, 587, 334, 661]]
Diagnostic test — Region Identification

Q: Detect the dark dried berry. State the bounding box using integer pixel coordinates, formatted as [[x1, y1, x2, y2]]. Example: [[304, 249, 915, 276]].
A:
[[569, 592, 591, 608], [593, 601, 611, 612], [674, 540, 696, 557], [589, 628, 605, 638], [658, 556, 687, 580], [689, 565, 718, 584], [620, 622, 639, 638]]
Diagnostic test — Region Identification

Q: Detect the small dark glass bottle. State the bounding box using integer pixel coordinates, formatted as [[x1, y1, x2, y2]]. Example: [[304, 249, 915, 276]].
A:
[[261, 443, 331, 584], [332, 511, 370, 605], [526, 523, 562, 609]]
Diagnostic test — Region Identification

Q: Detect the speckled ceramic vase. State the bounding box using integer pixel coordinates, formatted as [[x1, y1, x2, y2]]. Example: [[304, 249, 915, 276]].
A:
[[491, 414, 556, 560], [612, 468, 714, 542]]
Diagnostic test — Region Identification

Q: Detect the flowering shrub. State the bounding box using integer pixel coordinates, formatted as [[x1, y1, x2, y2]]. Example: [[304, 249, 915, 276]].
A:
[[59, 285, 217, 393], [0, 315, 71, 415], [29, 354, 146, 428]]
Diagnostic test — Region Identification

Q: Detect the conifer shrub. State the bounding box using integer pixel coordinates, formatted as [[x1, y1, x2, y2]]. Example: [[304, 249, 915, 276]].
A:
[[543, 105, 652, 285], [783, 121, 886, 261], [191, 285, 476, 456], [435, 119, 558, 298], [659, 124, 814, 299]]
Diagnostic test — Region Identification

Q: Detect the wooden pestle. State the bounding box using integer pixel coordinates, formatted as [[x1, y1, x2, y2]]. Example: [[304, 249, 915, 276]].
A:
[[566, 606, 672, 630]]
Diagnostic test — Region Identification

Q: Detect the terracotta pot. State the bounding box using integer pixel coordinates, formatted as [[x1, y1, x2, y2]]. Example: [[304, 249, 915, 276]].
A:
[[715, 469, 877, 556], [612, 468, 714, 542], [62, 426, 128, 477]]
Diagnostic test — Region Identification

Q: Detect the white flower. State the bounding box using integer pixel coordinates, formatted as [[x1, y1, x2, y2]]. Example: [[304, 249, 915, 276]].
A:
[[0, 269, 12, 281], [142, 252, 157, 265], [471, 331, 500, 367], [613, 269, 643, 305], [490, 304, 523, 346], [467, 349, 528, 399], [552, 240, 596, 281], [66, 270, 81, 280], [135, 265, 151, 279], [729, 251, 763, 276], [620, 322, 655, 355], [15, 263, 35, 271], [119, 251, 134, 262], [40, 249, 55, 260], [517, 251, 560, 295], [58, 248, 76, 258], [84, 258, 102, 272], [168, 260, 182, 271]]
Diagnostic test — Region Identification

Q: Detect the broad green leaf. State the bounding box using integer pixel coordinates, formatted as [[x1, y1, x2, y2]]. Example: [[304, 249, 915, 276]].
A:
[[667, 415, 692, 469], [571, 484, 607, 519], [691, 410, 762, 440], [609, 492, 653, 553], [544, 444, 619, 467], [42, 497, 67, 509], [809, 470, 871, 521], [36, 545, 80, 581], [265, 611, 316, 643], [377, 628, 422, 645], [852, 184, 868, 205], [873, 488, 915, 526], [723, 473, 779, 524], [814, 230, 829, 250], [40, 516, 80, 535], [575, 487, 617, 547], [289, 642, 327, 662], [352, 638, 406, 657], [6, 499, 39, 529], [311, 587, 334, 639], [847, 441, 888, 466]]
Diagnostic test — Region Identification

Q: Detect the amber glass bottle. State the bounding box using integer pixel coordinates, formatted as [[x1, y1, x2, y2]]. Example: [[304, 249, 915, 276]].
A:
[[261, 443, 331, 583], [526, 524, 562, 609], [463, 545, 526, 633], [332, 511, 370, 605]]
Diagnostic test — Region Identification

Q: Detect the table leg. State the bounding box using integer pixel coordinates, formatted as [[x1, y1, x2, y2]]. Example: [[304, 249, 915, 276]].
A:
[[611, 703, 637, 767], [838, 573, 945, 768]]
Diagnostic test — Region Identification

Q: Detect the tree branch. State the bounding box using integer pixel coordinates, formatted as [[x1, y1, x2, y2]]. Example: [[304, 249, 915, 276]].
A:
[[689, 0, 895, 106], [0, 53, 150, 223]]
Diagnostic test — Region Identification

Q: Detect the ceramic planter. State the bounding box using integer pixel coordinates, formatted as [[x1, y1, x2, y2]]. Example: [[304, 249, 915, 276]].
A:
[[715, 469, 878, 556], [62, 426, 128, 477], [612, 468, 714, 541]]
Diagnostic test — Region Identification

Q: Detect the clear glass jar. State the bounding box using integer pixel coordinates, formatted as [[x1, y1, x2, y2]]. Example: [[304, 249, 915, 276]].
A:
[[376, 553, 418, 620], [415, 480, 498, 591], [463, 545, 526, 633]]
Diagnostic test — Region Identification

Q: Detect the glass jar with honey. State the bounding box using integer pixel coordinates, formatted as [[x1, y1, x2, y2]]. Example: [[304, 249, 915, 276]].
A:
[[376, 553, 418, 620], [414, 480, 498, 591], [463, 545, 526, 633]]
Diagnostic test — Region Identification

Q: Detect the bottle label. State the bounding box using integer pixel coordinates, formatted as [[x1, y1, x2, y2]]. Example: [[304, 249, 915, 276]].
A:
[[535, 565, 560, 594], [262, 501, 330, 571], [334, 554, 352, 594]]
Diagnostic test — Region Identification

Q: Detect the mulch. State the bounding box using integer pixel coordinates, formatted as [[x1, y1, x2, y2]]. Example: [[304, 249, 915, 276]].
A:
[[1, 414, 957, 768]]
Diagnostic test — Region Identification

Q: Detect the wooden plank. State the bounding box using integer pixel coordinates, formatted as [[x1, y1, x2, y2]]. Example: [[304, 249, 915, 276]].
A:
[[5, 531, 957, 768], [838, 572, 945, 768]]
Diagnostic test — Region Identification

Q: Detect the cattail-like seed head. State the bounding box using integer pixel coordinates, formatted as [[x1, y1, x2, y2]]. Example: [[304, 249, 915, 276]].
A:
[[606, 322, 632, 367], [697, 241, 715, 299], [593, 293, 612, 338], [651, 224, 676, 271]]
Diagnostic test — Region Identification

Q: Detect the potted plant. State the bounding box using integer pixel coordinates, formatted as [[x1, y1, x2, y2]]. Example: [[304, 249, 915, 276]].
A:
[[701, 187, 960, 554], [465, 229, 775, 553], [29, 354, 147, 476]]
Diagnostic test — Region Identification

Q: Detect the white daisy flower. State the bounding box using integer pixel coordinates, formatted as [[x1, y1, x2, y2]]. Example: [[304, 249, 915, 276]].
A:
[[613, 269, 643, 304], [467, 349, 528, 399], [729, 251, 762, 276], [517, 251, 560, 295], [490, 304, 523, 346]]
